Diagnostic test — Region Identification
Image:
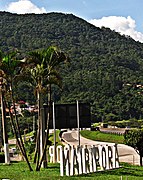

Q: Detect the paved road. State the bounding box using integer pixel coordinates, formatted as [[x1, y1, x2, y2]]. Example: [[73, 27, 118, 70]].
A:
[[62, 130, 140, 165], [8, 130, 140, 165], [9, 129, 54, 161]]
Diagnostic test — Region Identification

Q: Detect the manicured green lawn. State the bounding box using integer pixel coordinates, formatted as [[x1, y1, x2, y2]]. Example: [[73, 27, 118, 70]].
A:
[[0, 130, 140, 179], [0, 162, 61, 180], [80, 130, 124, 144], [0, 162, 143, 179]]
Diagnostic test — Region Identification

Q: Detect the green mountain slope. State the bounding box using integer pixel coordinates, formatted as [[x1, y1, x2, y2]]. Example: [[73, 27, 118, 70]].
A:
[[1, 11, 143, 122]]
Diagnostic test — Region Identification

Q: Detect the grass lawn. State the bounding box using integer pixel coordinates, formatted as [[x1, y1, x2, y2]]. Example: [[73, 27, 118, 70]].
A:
[[0, 130, 141, 179], [80, 130, 124, 144], [0, 161, 143, 180]]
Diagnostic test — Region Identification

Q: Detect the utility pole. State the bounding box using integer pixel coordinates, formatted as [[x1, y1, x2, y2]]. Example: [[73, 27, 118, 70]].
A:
[[0, 73, 10, 164]]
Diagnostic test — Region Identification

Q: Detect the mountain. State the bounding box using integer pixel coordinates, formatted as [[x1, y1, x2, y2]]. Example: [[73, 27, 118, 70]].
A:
[[1, 11, 143, 122]]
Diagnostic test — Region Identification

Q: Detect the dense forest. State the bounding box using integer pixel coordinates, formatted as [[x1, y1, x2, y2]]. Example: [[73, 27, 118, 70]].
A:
[[1, 11, 143, 123]]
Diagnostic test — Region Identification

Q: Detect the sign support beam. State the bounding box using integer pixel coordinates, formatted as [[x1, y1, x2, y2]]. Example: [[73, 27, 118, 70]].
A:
[[77, 100, 80, 147]]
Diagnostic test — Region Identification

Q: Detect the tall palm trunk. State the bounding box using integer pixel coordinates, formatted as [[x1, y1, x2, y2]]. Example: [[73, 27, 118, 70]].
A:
[[36, 90, 47, 170], [1, 89, 10, 164], [36, 84, 52, 171], [33, 126, 39, 163], [9, 83, 33, 171], [8, 104, 33, 171], [35, 91, 42, 170]]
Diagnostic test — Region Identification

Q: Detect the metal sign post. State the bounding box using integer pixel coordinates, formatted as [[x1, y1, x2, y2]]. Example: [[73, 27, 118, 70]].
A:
[[77, 100, 80, 146], [53, 102, 56, 162]]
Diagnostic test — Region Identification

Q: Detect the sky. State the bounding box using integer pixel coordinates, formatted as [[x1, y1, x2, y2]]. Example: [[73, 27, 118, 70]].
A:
[[0, 0, 143, 43]]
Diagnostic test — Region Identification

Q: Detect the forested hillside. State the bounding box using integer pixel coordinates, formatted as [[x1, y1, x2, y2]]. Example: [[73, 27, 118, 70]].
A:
[[1, 11, 143, 122]]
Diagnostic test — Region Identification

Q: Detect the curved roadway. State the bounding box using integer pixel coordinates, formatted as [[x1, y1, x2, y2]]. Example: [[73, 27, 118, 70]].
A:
[[62, 130, 140, 165]]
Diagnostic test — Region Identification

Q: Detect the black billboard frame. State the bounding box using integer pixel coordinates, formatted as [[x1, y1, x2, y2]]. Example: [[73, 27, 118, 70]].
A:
[[44, 103, 91, 129]]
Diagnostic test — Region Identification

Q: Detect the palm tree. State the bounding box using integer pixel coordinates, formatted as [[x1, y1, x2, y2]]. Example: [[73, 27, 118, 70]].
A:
[[27, 46, 68, 170], [0, 50, 33, 171], [26, 62, 48, 169], [39, 47, 68, 170], [0, 69, 10, 164]]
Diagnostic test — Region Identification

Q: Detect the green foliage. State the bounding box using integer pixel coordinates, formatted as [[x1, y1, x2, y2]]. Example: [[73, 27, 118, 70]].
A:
[[124, 129, 143, 165], [1, 12, 143, 122], [49, 130, 63, 146], [92, 122, 101, 127], [124, 129, 143, 153], [15, 116, 36, 134], [24, 140, 35, 160], [109, 119, 143, 128], [13, 81, 36, 104]]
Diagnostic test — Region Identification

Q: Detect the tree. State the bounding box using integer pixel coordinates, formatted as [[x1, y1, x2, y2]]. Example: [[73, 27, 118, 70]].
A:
[[39, 46, 68, 170], [2, 12, 143, 122], [25, 57, 48, 170], [0, 69, 10, 164], [27, 46, 68, 170], [124, 129, 143, 166], [0, 50, 33, 171]]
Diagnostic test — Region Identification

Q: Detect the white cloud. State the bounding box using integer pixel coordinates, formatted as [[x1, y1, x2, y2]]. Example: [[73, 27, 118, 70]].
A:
[[6, 0, 47, 14], [89, 16, 143, 43]]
